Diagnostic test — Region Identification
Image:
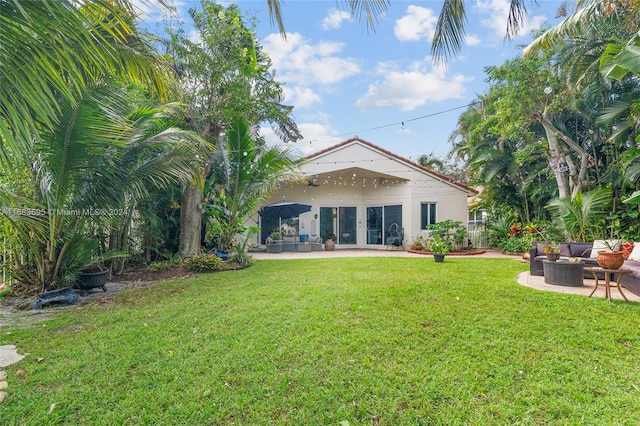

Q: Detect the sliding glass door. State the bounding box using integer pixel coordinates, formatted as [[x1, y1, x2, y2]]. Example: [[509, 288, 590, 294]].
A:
[[320, 206, 357, 245], [366, 205, 402, 245]]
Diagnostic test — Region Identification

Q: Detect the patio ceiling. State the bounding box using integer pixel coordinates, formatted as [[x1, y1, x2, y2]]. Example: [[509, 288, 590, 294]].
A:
[[305, 167, 407, 188]]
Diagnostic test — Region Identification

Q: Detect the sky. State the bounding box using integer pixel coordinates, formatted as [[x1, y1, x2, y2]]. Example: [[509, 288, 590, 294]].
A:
[[138, 0, 565, 161]]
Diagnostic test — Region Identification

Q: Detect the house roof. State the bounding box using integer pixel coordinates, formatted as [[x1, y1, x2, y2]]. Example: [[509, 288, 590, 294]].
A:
[[304, 136, 478, 195]]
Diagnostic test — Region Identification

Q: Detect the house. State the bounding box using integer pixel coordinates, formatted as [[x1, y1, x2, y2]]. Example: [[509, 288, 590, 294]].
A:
[[258, 136, 477, 249]]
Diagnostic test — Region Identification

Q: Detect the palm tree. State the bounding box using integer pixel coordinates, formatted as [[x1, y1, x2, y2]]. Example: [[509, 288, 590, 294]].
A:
[[547, 188, 612, 242], [204, 119, 304, 250], [2, 81, 205, 292]]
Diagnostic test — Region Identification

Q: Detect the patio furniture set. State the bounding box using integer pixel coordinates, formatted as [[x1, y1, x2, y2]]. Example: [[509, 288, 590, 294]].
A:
[[529, 241, 640, 301]]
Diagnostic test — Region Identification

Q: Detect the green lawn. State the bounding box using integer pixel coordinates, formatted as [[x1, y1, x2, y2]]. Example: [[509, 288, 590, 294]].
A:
[[2, 257, 640, 424]]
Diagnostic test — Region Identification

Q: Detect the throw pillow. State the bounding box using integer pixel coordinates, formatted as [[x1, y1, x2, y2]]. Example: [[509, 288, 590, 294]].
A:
[[621, 241, 635, 260], [628, 243, 640, 262], [590, 239, 622, 258]]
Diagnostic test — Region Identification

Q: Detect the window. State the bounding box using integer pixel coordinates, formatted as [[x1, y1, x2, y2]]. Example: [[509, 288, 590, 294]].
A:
[[421, 203, 437, 229], [468, 209, 486, 231]]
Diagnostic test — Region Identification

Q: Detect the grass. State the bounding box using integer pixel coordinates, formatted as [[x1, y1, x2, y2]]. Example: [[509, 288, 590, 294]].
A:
[[1, 257, 640, 425]]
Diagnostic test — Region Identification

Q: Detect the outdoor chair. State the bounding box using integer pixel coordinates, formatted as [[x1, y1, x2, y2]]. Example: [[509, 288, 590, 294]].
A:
[[386, 223, 404, 250]]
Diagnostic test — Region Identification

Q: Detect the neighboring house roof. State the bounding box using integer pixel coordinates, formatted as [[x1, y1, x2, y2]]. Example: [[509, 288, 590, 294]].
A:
[[303, 136, 478, 195]]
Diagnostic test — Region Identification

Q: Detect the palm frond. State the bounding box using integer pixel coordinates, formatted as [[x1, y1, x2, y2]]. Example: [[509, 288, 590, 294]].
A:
[[347, 0, 390, 33], [431, 0, 467, 64], [524, 0, 621, 56]]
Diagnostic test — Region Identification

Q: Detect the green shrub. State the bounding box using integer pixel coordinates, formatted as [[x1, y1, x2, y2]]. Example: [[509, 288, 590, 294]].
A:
[[184, 253, 223, 272], [150, 261, 173, 271], [230, 247, 254, 267], [498, 235, 534, 254]]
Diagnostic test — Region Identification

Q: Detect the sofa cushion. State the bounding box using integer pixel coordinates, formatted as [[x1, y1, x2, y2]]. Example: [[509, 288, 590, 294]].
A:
[[628, 243, 640, 262], [569, 243, 592, 258], [621, 241, 634, 259], [622, 259, 640, 279]]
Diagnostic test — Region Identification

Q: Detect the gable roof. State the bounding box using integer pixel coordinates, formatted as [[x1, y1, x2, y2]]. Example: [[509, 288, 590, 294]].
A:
[[304, 136, 478, 195]]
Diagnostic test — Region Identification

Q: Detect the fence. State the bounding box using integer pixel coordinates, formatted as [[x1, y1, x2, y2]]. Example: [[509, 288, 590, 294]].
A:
[[467, 223, 490, 248], [1, 244, 14, 287]]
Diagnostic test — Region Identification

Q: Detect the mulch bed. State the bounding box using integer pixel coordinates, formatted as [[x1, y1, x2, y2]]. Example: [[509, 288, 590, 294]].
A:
[[406, 249, 487, 256]]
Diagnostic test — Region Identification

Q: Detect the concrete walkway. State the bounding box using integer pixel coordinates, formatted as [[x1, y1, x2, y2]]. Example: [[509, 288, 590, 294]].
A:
[[252, 248, 640, 302]]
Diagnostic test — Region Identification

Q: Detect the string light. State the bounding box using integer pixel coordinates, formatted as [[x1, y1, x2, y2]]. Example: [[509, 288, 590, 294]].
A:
[[306, 100, 482, 144]]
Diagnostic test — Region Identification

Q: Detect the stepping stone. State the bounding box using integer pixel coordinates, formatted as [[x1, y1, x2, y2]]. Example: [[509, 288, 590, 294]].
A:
[[0, 345, 26, 367]]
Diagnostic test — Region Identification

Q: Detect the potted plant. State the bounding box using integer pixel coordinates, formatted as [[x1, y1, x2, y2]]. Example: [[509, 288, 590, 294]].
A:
[[594, 239, 624, 270], [325, 235, 336, 251], [269, 231, 283, 242], [428, 235, 450, 262], [411, 235, 424, 251], [542, 242, 560, 261]]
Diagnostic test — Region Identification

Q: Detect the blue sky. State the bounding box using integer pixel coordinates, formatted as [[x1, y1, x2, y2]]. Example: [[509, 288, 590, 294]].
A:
[[138, 0, 564, 161]]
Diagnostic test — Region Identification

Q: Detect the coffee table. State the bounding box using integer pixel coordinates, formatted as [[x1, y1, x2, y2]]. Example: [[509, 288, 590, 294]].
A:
[[542, 260, 584, 287]]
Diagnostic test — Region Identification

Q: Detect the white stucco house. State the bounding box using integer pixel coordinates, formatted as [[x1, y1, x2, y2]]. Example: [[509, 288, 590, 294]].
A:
[[257, 136, 477, 249]]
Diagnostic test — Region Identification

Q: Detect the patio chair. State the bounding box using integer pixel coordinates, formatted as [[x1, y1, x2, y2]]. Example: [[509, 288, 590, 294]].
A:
[[386, 223, 404, 250]]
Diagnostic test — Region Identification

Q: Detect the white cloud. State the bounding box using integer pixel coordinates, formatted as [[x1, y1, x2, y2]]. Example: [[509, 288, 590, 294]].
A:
[[284, 86, 322, 109], [355, 60, 472, 112], [465, 34, 482, 46], [394, 5, 438, 42], [477, 0, 547, 40], [259, 122, 342, 156], [263, 33, 361, 86], [323, 9, 352, 30]]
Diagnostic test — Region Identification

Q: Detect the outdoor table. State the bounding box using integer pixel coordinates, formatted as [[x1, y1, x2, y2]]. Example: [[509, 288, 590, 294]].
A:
[[584, 266, 630, 302], [542, 260, 584, 287]]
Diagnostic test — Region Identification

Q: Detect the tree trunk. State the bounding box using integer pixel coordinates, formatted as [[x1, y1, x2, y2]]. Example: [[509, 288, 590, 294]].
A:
[[541, 118, 570, 200], [179, 182, 203, 257]]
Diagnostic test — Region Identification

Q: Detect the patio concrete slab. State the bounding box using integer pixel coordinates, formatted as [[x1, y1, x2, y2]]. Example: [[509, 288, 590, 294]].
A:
[[518, 271, 640, 302]]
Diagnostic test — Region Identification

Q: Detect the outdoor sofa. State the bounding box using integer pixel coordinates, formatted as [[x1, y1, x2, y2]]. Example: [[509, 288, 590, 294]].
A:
[[281, 235, 323, 252], [529, 241, 640, 296]]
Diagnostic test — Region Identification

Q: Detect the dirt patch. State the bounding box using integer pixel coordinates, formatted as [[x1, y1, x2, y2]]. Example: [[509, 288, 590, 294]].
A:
[[0, 262, 247, 329]]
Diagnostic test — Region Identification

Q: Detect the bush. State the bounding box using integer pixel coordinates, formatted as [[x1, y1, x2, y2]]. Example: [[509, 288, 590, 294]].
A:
[[184, 254, 223, 272], [230, 246, 254, 267], [498, 236, 534, 254]]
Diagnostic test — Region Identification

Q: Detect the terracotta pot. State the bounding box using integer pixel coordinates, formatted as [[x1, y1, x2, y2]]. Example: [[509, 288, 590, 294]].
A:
[[325, 240, 335, 251], [596, 251, 624, 270]]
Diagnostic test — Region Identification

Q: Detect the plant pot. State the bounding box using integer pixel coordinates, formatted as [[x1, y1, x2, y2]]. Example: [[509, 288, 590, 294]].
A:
[[325, 240, 335, 251], [546, 252, 560, 261], [433, 254, 445, 262], [596, 251, 624, 270]]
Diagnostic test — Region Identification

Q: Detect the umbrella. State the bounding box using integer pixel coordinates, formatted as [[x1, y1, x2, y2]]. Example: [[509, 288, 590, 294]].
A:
[[260, 202, 312, 219]]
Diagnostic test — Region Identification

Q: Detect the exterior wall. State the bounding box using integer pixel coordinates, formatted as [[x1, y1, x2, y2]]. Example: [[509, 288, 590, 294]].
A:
[[260, 140, 473, 249]]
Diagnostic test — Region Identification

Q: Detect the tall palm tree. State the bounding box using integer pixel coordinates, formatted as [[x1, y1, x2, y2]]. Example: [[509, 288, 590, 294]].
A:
[[204, 119, 304, 250]]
